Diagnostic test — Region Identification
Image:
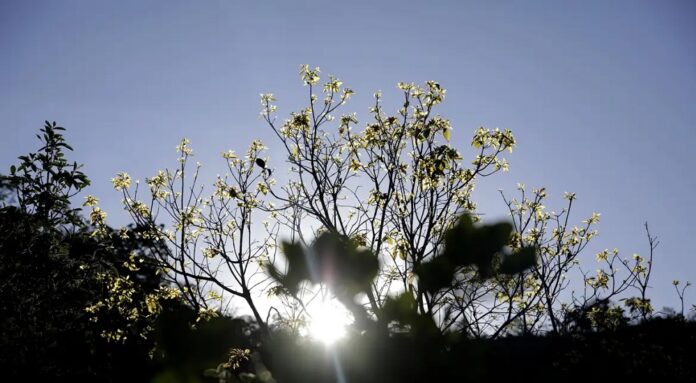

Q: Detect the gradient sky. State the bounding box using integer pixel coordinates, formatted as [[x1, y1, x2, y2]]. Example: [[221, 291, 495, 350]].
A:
[[1, 0, 695, 311]]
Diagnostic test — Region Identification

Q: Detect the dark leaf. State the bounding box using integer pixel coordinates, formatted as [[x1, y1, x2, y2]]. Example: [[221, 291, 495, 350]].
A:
[[498, 246, 537, 275], [415, 256, 454, 294]]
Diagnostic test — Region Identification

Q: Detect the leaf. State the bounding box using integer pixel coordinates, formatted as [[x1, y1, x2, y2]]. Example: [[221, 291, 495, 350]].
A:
[[312, 232, 379, 297], [440, 214, 521, 279], [415, 256, 455, 294], [266, 241, 310, 295], [443, 127, 451, 142], [381, 292, 440, 338], [203, 368, 220, 378], [257, 371, 273, 382], [498, 246, 537, 275], [268, 233, 379, 300], [381, 292, 418, 322]]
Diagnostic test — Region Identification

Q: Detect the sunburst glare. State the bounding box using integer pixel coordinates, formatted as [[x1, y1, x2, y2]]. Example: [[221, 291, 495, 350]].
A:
[[304, 296, 353, 345]]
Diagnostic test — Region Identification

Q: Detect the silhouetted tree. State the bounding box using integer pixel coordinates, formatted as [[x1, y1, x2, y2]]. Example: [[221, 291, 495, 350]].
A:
[[0, 122, 164, 379], [94, 67, 695, 381]]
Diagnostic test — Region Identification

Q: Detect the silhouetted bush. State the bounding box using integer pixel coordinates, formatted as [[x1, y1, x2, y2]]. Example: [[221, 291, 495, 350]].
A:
[[3, 90, 695, 380], [0, 122, 161, 379]]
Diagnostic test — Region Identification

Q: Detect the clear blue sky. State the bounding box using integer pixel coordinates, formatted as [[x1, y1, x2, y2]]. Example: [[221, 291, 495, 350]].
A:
[[1, 0, 694, 310]]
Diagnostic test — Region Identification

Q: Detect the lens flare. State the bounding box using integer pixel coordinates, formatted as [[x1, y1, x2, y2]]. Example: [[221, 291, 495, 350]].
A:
[[305, 297, 353, 345]]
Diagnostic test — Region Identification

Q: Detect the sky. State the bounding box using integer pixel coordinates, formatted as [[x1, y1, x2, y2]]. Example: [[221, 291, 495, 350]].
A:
[[1, 0, 695, 311]]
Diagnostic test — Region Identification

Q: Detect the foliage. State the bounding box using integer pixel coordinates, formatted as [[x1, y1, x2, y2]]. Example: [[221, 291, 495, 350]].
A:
[[110, 66, 524, 336], [258, 219, 695, 382], [3, 121, 89, 226], [148, 300, 261, 383], [0, 122, 164, 379], [4, 70, 694, 380], [99, 141, 275, 338], [109, 66, 691, 345]]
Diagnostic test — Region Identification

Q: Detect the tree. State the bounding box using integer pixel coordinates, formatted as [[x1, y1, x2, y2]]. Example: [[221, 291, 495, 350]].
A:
[[108, 65, 689, 346], [4, 73, 692, 382], [108, 66, 520, 333], [0, 122, 168, 379]]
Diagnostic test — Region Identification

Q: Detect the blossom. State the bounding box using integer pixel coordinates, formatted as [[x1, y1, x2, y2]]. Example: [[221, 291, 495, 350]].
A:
[[111, 172, 131, 191], [83, 195, 99, 207], [175, 138, 193, 155], [222, 150, 238, 160], [583, 212, 601, 225], [90, 207, 107, 225], [299, 64, 320, 85], [596, 249, 609, 262]]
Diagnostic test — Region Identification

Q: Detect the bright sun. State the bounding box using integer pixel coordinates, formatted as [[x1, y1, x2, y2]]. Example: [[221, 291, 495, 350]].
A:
[[304, 296, 353, 345]]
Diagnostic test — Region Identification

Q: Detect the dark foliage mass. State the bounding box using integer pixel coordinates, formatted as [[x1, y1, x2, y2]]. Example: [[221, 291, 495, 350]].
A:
[[1, 122, 694, 382], [259, 219, 695, 382], [0, 122, 160, 379], [261, 318, 696, 382]]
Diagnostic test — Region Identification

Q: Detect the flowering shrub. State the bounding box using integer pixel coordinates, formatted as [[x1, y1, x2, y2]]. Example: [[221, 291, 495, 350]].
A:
[[98, 66, 692, 345]]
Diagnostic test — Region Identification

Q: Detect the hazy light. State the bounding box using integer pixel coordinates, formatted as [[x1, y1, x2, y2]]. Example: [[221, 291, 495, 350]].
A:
[[305, 296, 353, 345]]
